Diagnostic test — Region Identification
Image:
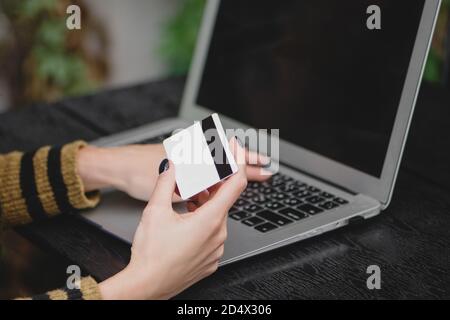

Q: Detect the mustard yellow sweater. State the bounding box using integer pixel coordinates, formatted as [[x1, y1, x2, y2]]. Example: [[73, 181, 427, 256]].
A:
[[0, 141, 102, 300]]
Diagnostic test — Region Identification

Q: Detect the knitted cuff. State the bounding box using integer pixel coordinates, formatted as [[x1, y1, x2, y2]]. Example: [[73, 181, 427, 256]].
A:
[[60, 141, 100, 210], [18, 276, 103, 300], [0, 141, 100, 227], [0, 151, 32, 225]]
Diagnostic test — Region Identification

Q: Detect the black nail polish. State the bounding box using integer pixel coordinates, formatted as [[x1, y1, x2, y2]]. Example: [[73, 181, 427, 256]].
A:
[[158, 159, 169, 174], [262, 160, 272, 169]]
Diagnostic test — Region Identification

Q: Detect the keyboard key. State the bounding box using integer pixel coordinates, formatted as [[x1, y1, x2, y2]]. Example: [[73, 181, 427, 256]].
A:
[[319, 201, 340, 210], [274, 174, 293, 183], [252, 194, 270, 204], [258, 187, 275, 195], [247, 182, 260, 190], [269, 180, 285, 188], [277, 184, 299, 193], [269, 174, 291, 187], [293, 181, 307, 188], [334, 197, 349, 205], [235, 198, 250, 207], [242, 216, 265, 227], [265, 201, 285, 211], [229, 206, 239, 214], [242, 190, 256, 199], [230, 211, 252, 221], [279, 208, 308, 221], [297, 204, 324, 215], [292, 190, 312, 198], [305, 195, 325, 204], [243, 204, 263, 213], [320, 191, 335, 199], [257, 210, 293, 226], [270, 174, 282, 182], [271, 173, 282, 180], [255, 222, 278, 233], [270, 192, 289, 201], [283, 197, 303, 206], [296, 185, 308, 192], [275, 173, 292, 181], [307, 186, 322, 193]]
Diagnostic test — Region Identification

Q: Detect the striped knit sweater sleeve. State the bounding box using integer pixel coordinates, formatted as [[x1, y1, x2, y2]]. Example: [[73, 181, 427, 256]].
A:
[[0, 141, 102, 300]]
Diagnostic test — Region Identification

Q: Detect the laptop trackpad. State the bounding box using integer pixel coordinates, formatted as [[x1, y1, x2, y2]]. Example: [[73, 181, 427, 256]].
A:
[[82, 191, 188, 243]]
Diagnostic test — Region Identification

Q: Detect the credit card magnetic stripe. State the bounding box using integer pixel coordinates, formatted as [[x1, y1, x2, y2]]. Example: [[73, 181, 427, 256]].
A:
[[201, 116, 233, 180]]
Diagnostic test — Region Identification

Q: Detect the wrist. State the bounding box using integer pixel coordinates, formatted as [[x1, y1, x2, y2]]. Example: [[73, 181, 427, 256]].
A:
[[99, 264, 165, 300], [77, 146, 120, 191]]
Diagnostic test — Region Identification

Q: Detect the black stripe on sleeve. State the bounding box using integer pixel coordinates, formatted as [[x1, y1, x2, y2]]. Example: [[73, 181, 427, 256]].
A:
[[201, 116, 233, 180], [32, 293, 51, 300], [20, 150, 48, 221], [64, 288, 83, 300], [47, 147, 76, 213]]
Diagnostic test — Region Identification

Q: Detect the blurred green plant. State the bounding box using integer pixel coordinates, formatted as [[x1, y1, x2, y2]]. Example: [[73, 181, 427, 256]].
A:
[[0, 0, 108, 106], [424, 0, 450, 84], [159, 0, 206, 76]]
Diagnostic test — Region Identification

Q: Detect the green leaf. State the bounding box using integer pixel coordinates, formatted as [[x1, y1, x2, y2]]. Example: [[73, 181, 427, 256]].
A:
[[36, 19, 66, 48], [423, 48, 442, 83], [20, 0, 57, 17], [159, 0, 206, 75]]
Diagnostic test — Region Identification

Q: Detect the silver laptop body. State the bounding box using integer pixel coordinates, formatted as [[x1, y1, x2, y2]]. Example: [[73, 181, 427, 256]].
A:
[[82, 0, 441, 266]]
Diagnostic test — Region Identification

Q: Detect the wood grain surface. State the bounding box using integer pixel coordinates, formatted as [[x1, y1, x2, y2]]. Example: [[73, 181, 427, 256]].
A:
[[1, 78, 449, 299]]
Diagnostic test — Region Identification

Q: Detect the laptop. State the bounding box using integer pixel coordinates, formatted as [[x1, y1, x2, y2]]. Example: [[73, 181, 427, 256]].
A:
[[82, 0, 441, 266]]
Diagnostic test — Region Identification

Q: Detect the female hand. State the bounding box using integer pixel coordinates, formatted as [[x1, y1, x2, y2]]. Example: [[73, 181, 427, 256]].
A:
[[98, 138, 248, 299], [77, 142, 272, 202]]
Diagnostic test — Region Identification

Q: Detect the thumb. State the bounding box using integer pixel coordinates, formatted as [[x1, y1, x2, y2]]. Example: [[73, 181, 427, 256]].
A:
[[149, 159, 176, 208]]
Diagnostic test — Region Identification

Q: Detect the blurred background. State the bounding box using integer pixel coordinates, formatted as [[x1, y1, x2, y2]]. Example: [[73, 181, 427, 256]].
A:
[[0, 0, 206, 112], [0, 0, 448, 298], [0, 0, 449, 114]]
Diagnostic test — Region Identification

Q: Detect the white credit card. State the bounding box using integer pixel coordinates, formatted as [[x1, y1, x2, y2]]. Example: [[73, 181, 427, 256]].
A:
[[163, 113, 238, 200]]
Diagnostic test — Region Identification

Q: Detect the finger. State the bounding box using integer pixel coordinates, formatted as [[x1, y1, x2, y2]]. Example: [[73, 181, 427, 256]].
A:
[[186, 201, 198, 212], [192, 190, 210, 207], [148, 159, 176, 208], [202, 260, 220, 277], [246, 166, 273, 182], [245, 149, 271, 167], [229, 137, 247, 168], [205, 244, 225, 265], [207, 181, 223, 198], [199, 138, 248, 216], [186, 189, 210, 211], [188, 261, 218, 286]]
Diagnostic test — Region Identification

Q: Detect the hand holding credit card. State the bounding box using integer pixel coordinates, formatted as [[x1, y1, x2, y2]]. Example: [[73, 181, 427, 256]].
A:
[[163, 114, 239, 200]]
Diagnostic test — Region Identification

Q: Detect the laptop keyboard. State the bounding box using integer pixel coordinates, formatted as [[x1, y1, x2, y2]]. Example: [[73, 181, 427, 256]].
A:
[[135, 133, 350, 234], [230, 173, 349, 233]]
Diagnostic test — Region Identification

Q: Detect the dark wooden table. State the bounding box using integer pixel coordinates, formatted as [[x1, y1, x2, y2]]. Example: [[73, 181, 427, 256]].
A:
[[1, 78, 449, 299]]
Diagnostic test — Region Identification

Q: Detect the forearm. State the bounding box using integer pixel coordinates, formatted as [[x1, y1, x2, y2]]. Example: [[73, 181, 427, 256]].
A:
[[76, 143, 167, 201], [76, 145, 124, 191]]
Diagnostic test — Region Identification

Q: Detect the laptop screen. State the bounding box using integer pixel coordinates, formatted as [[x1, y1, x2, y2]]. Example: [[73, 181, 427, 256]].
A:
[[196, 0, 425, 178]]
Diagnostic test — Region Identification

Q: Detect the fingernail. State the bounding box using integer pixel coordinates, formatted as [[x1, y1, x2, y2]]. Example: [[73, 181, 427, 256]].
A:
[[260, 167, 274, 176], [259, 154, 271, 167], [158, 158, 169, 175], [262, 160, 272, 168]]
